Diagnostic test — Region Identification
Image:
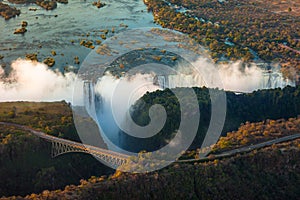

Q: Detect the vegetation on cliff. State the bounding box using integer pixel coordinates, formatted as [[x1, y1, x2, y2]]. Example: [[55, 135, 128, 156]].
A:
[[4, 138, 299, 199], [213, 117, 300, 153], [122, 85, 300, 152], [0, 102, 112, 197], [0, 85, 300, 198]]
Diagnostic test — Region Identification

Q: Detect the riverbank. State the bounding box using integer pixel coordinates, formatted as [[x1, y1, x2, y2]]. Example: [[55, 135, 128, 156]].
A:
[[143, 0, 300, 81]]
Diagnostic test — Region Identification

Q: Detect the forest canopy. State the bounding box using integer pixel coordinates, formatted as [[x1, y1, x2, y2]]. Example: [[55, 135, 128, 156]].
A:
[[122, 85, 300, 152]]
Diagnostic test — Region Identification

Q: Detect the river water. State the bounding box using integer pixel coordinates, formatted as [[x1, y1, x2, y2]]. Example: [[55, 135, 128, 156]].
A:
[[0, 0, 294, 93], [0, 0, 158, 71]]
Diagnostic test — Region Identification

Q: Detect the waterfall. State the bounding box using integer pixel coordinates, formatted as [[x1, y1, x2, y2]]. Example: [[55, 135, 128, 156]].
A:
[[82, 66, 294, 152], [83, 81, 97, 121], [157, 75, 167, 89], [261, 70, 294, 89]]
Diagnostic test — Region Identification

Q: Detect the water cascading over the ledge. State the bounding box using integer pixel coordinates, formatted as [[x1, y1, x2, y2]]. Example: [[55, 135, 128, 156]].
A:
[[83, 75, 162, 151], [261, 70, 294, 89], [83, 71, 294, 122], [82, 67, 294, 152], [153, 69, 294, 91], [83, 81, 97, 120]]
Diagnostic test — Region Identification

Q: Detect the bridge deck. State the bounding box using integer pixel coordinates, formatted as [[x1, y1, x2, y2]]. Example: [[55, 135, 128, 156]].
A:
[[0, 122, 129, 159]]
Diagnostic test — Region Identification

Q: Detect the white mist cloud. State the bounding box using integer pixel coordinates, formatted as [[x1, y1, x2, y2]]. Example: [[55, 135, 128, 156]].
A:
[[87, 59, 294, 154], [93, 73, 161, 143], [217, 62, 264, 92], [175, 58, 294, 93], [216, 61, 294, 92], [0, 59, 76, 102], [0, 57, 294, 104]]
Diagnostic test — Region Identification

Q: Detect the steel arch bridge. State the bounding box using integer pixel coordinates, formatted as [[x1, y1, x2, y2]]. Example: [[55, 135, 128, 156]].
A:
[[0, 122, 129, 168]]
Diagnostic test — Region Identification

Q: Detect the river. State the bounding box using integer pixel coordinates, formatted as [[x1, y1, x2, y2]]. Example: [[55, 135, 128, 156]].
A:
[[0, 0, 158, 71]]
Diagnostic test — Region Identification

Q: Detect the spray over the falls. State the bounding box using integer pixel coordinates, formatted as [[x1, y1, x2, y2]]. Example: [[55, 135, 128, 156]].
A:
[[83, 59, 294, 150], [0, 58, 294, 102], [0, 58, 295, 104], [0, 59, 77, 102], [0, 58, 295, 152]]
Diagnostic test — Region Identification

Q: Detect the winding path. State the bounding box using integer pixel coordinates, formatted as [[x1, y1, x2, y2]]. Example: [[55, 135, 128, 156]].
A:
[[177, 133, 300, 163]]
